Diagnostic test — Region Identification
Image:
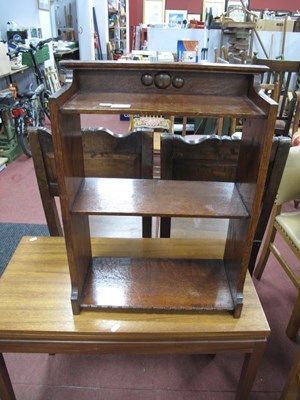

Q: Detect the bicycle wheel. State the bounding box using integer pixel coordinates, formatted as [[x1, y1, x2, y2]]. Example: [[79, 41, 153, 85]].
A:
[[16, 116, 32, 157], [38, 107, 45, 127], [41, 92, 51, 121]]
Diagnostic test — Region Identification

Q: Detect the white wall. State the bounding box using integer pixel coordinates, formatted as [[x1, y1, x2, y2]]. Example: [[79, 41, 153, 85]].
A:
[[93, 0, 109, 59], [147, 28, 220, 62], [148, 28, 300, 62], [0, 0, 111, 60], [76, 0, 95, 60], [51, 0, 77, 39], [0, 0, 54, 67], [252, 31, 300, 60], [0, 0, 47, 40]]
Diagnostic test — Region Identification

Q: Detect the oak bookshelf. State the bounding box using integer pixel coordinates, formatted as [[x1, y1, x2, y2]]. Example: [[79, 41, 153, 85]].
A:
[[50, 61, 277, 316]]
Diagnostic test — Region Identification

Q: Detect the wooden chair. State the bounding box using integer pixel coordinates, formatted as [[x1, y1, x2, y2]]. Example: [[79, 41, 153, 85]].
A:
[[129, 114, 174, 152], [160, 134, 240, 239], [248, 136, 291, 274], [254, 146, 300, 339], [106, 42, 114, 60], [292, 90, 300, 140], [193, 117, 238, 136], [29, 127, 153, 237], [290, 91, 300, 208], [159, 134, 291, 275], [252, 56, 300, 136]]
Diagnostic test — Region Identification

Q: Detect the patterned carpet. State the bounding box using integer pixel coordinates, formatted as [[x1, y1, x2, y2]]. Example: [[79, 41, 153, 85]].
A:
[[0, 223, 49, 276]]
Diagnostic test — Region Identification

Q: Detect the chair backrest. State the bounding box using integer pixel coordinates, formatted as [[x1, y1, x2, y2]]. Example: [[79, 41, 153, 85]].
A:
[[292, 91, 300, 135], [160, 134, 291, 273], [29, 127, 153, 236], [129, 115, 175, 159], [129, 115, 174, 133], [252, 56, 300, 136], [160, 135, 240, 182], [106, 42, 114, 60], [276, 145, 300, 205]]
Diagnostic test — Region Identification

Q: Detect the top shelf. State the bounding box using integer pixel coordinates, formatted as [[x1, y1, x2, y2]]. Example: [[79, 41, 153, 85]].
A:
[[56, 61, 272, 118], [61, 92, 266, 118]]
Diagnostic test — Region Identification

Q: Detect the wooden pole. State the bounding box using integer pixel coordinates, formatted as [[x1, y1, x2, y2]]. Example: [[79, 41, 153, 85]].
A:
[[281, 16, 288, 58]]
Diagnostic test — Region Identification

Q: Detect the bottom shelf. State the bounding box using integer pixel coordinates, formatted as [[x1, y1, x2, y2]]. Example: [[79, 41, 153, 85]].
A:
[[81, 257, 234, 312]]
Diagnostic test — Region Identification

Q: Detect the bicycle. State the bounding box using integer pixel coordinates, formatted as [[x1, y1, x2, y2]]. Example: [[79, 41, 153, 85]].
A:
[[9, 38, 53, 123], [0, 88, 32, 157], [2, 38, 54, 157]]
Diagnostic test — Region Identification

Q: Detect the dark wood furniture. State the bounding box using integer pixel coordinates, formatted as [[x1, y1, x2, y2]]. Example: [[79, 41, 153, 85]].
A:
[[50, 61, 277, 316], [220, 22, 256, 62], [0, 236, 270, 400], [252, 57, 300, 136], [29, 127, 153, 237], [159, 134, 291, 275]]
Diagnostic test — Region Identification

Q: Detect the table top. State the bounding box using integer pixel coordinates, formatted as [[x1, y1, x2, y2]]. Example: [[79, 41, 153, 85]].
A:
[[0, 65, 28, 79], [0, 236, 270, 342], [54, 47, 79, 58]]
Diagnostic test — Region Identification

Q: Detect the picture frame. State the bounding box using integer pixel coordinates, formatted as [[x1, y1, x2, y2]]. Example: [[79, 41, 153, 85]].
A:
[[188, 13, 201, 22], [143, 0, 165, 25], [165, 10, 188, 24], [225, 0, 249, 11], [203, 0, 225, 22], [251, 10, 262, 20], [227, 5, 246, 22], [38, 0, 50, 11]]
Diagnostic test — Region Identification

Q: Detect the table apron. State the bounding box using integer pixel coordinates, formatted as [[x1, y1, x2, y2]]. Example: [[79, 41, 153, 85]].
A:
[[0, 338, 268, 355]]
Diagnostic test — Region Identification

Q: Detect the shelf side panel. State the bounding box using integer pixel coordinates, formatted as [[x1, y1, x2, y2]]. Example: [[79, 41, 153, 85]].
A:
[[224, 108, 278, 316], [51, 107, 92, 315]]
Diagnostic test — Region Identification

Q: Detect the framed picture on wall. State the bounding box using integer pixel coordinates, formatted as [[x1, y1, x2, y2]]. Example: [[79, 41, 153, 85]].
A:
[[203, 0, 225, 22], [38, 0, 50, 10], [165, 10, 188, 24], [188, 13, 201, 22], [251, 10, 262, 20], [143, 0, 165, 25], [225, 0, 249, 11]]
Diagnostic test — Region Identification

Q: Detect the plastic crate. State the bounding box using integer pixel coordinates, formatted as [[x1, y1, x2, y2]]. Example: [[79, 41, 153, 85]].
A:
[[22, 45, 50, 66], [0, 89, 15, 106]]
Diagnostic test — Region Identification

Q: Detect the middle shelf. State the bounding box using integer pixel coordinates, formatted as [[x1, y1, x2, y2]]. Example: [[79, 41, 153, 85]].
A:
[[72, 178, 249, 218]]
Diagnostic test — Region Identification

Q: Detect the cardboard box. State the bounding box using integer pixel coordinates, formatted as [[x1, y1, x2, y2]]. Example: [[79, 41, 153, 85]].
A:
[[0, 42, 11, 76], [256, 19, 294, 32], [177, 40, 199, 62]]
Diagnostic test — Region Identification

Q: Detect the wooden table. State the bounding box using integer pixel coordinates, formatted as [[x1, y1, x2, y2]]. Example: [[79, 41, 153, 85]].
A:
[[0, 236, 270, 400]]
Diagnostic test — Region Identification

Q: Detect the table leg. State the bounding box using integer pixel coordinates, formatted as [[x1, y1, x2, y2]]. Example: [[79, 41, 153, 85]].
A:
[[0, 353, 16, 400], [235, 341, 266, 400]]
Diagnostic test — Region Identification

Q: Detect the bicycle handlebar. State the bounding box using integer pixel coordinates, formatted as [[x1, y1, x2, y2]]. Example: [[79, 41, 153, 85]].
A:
[[30, 37, 57, 51], [9, 37, 57, 56]]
